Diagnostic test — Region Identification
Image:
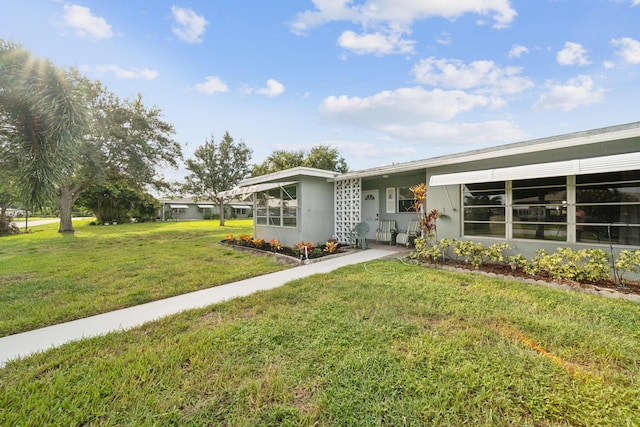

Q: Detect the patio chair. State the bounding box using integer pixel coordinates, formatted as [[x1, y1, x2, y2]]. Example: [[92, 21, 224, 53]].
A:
[[376, 220, 396, 245], [395, 219, 420, 247], [351, 222, 370, 249]]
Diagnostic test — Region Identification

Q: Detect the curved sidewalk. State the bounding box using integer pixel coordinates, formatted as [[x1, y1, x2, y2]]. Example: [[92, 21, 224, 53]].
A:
[[0, 248, 397, 368]]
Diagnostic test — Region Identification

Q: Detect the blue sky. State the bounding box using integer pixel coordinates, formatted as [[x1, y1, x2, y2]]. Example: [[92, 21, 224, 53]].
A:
[[2, 0, 640, 181]]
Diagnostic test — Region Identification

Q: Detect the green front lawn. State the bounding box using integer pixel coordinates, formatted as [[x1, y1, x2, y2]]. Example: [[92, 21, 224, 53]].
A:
[[2, 260, 640, 425], [0, 219, 287, 336]]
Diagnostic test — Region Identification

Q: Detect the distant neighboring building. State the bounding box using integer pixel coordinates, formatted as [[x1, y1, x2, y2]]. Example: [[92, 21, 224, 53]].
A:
[[5, 208, 27, 217], [158, 198, 252, 221]]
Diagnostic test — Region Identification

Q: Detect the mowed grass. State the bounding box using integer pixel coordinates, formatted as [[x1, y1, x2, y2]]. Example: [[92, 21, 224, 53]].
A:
[[0, 219, 287, 336], [2, 261, 640, 425]]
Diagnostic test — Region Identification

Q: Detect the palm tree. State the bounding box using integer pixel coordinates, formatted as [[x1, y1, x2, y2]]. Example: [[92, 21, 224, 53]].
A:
[[0, 41, 87, 215]]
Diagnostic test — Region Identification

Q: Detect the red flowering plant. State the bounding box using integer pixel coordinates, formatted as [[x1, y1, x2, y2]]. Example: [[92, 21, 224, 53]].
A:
[[323, 240, 339, 254], [409, 183, 426, 213], [409, 183, 441, 248], [422, 209, 441, 236], [238, 234, 253, 246], [295, 241, 315, 258], [269, 238, 282, 252]]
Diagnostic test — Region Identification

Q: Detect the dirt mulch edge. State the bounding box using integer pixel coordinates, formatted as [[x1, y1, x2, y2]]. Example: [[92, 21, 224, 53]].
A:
[[417, 261, 640, 304]]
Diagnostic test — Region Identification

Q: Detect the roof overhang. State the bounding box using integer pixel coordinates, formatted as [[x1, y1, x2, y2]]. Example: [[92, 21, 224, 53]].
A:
[[429, 152, 640, 186], [336, 122, 640, 181], [218, 181, 298, 198], [239, 167, 340, 187]]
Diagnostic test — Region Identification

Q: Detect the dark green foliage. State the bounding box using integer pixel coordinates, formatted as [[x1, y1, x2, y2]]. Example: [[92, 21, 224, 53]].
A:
[[76, 181, 159, 224], [251, 144, 349, 176]]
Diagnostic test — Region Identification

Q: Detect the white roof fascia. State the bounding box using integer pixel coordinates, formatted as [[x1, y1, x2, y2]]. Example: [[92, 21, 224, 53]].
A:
[[239, 167, 340, 187], [429, 152, 640, 186], [337, 122, 640, 181]]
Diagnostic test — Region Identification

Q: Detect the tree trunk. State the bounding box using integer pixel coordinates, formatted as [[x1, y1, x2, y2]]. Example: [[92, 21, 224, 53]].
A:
[[218, 198, 225, 226], [58, 184, 84, 233]]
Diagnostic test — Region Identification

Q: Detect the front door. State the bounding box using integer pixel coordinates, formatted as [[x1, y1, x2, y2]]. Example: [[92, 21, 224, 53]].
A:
[[362, 190, 379, 239]]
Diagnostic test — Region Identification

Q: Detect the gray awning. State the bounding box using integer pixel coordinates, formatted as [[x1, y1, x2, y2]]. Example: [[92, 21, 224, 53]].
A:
[[429, 152, 640, 186], [218, 181, 297, 198], [169, 204, 189, 209], [197, 204, 215, 209], [231, 205, 249, 209]]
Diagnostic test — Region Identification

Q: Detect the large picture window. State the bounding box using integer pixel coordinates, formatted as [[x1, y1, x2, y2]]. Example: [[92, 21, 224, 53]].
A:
[[461, 170, 640, 245], [512, 176, 567, 241], [576, 171, 640, 245], [463, 181, 506, 238], [255, 185, 297, 227]]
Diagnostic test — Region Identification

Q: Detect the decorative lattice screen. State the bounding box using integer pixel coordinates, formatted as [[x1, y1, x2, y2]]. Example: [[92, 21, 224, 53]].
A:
[[334, 178, 362, 244]]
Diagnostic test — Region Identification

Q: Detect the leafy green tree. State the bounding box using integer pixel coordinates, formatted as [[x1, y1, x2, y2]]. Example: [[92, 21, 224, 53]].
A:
[[251, 144, 348, 176], [0, 40, 87, 212], [77, 181, 158, 224], [183, 131, 252, 226], [304, 145, 349, 173], [251, 149, 305, 176], [58, 81, 182, 232]]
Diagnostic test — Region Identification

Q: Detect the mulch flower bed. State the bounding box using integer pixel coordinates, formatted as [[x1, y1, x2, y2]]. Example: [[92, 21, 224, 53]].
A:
[[427, 259, 640, 299], [221, 236, 349, 265]]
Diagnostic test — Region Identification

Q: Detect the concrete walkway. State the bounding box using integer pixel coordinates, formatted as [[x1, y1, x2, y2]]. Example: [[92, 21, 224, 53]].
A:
[[0, 248, 397, 368]]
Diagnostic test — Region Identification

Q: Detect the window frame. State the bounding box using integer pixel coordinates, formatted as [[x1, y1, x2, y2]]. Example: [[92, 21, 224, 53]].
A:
[[460, 170, 640, 246], [462, 181, 507, 239], [396, 186, 417, 213], [255, 184, 298, 228]]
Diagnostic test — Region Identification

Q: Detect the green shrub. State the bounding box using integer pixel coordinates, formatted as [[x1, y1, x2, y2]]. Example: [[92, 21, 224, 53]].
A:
[[453, 240, 484, 268], [484, 242, 512, 263], [530, 247, 609, 282], [508, 253, 538, 276], [614, 249, 640, 283]]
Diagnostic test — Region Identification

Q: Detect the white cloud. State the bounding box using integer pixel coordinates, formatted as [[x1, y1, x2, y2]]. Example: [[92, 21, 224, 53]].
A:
[[320, 87, 498, 133], [611, 37, 640, 64], [557, 42, 591, 66], [436, 32, 452, 46], [533, 75, 606, 111], [332, 140, 417, 161], [256, 79, 286, 97], [62, 4, 112, 40], [633, 0, 640, 6], [412, 57, 534, 95], [385, 120, 526, 144], [290, 0, 517, 34], [338, 30, 415, 55], [171, 6, 208, 44], [94, 65, 158, 80], [195, 76, 228, 94], [508, 44, 528, 58], [290, 1, 515, 57]]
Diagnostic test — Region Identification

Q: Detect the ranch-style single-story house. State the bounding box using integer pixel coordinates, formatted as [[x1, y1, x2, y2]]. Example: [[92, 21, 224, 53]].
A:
[[158, 198, 252, 221], [224, 122, 640, 260]]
